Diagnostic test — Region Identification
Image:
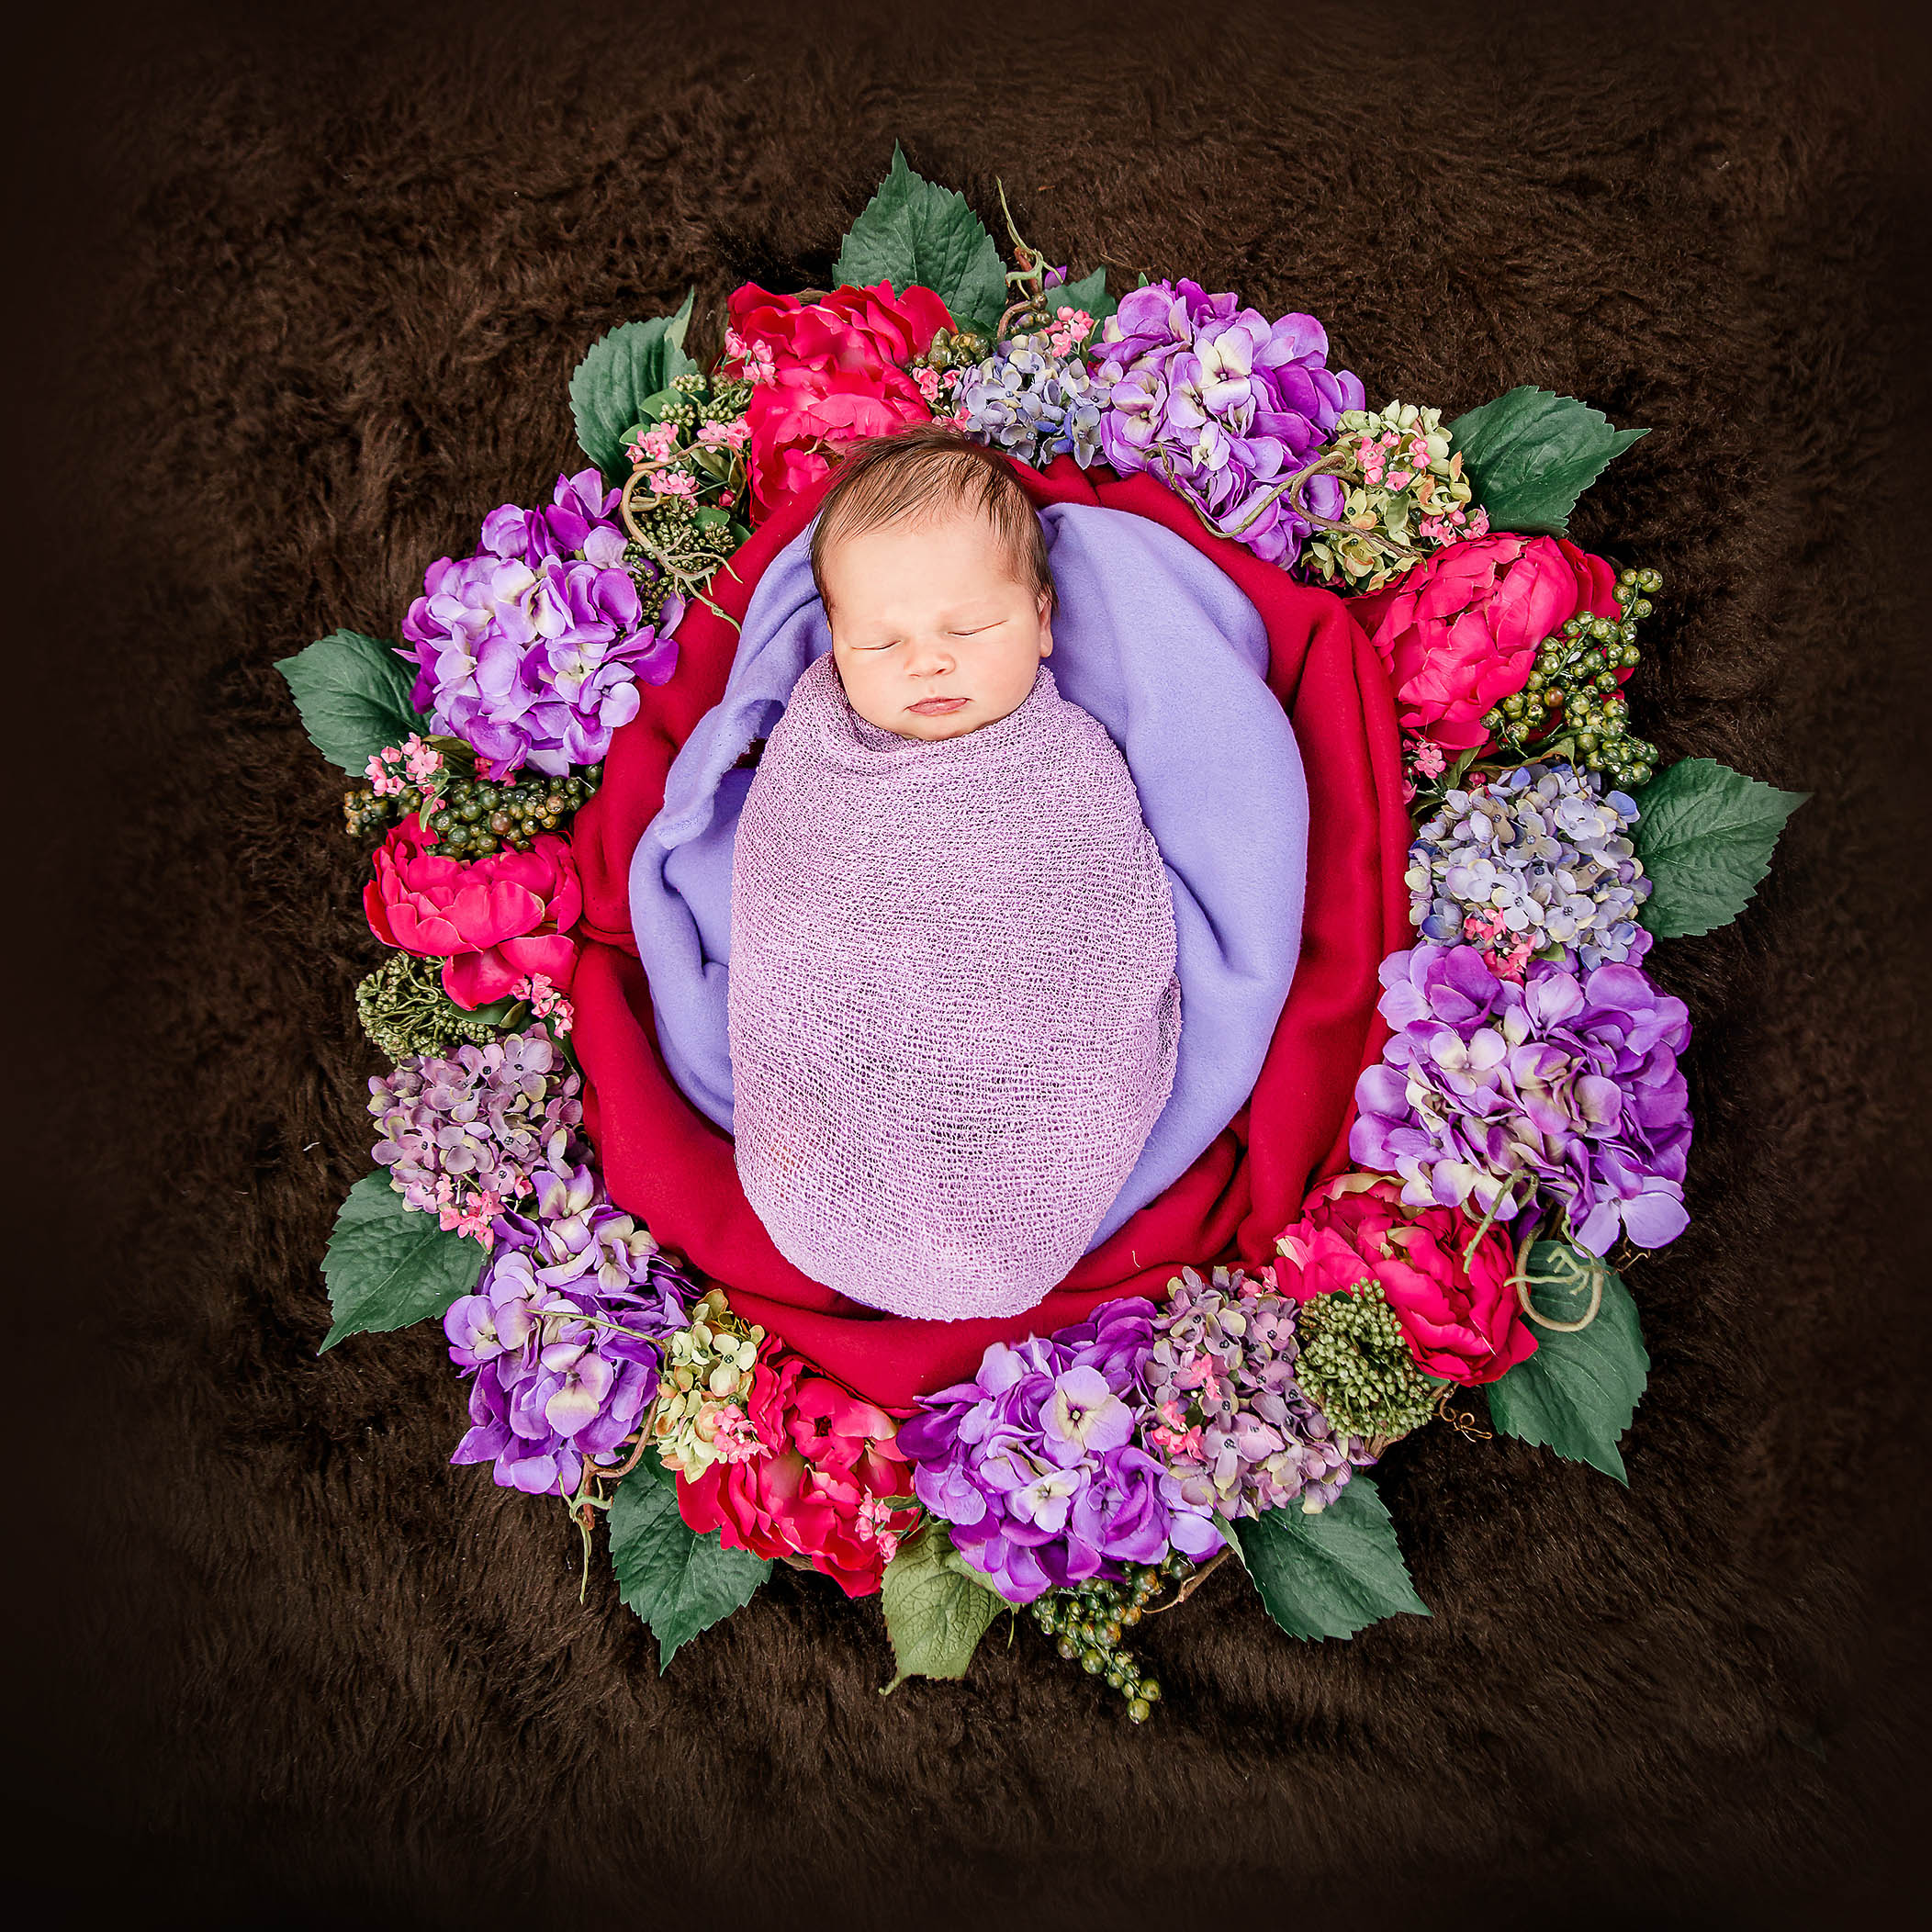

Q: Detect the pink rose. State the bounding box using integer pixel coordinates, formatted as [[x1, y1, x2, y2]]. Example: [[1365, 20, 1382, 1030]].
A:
[[678, 1350, 922, 1598], [720, 280, 954, 520], [1349, 534, 1621, 752], [364, 814, 582, 1010], [1271, 1173, 1536, 1387]]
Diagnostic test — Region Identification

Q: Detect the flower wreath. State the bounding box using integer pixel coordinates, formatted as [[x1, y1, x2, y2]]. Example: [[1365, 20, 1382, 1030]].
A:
[[284, 144, 1806, 1719]]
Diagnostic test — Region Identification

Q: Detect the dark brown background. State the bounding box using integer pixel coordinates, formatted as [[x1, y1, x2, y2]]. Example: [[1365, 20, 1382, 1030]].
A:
[[15, 0, 1929, 1923]]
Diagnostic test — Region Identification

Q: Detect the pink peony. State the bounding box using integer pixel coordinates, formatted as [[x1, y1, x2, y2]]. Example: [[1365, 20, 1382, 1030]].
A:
[[1270, 1173, 1536, 1387], [1349, 534, 1621, 753], [718, 280, 954, 521], [364, 814, 582, 1010], [677, 1349, 923, 1597]]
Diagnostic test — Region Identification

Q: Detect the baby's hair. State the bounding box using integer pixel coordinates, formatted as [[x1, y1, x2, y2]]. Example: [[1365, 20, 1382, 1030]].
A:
[[809, 425, 1057, 623]]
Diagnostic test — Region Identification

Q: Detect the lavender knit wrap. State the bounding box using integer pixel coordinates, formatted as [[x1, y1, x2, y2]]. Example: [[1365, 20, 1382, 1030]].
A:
[[727, 650, 1182, 1321]]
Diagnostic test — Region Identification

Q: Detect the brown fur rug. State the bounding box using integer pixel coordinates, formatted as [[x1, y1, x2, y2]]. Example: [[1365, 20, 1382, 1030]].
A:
[[17, 0, 1931, 1922]]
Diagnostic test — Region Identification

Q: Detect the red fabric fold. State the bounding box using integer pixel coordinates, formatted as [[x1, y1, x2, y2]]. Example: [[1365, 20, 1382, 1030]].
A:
[[569, 453, 1411, 1410]]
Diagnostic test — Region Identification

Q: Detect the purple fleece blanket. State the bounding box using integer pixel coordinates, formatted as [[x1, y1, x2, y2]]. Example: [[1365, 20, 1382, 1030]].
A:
[[628, 500, 1309, 1251]]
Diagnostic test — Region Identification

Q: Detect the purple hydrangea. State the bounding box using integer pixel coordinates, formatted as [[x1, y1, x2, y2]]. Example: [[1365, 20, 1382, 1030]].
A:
[[956, 332, 1109, 469], [895, 1297, 1222, 1604], [367, 1026, 582, 1243], [1089, 279, 1365, 567], [400, 468, 685, 779], [1349, 941, 1693, 1257], [1144, 1265, 1370, 1518], [1409, 760, 1655, 976], [443, 1158, 689, 1497]]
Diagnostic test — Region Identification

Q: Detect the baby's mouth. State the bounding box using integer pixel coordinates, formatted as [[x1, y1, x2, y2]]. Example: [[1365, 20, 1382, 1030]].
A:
[[906, 696, 968, 714]]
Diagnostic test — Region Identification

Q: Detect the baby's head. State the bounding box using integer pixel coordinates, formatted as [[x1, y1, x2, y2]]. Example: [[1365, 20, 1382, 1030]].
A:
[[810, 427, 1057, 741]]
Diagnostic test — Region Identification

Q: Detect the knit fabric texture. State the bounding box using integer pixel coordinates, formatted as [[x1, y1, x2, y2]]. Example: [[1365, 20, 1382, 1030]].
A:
[[726, 650, 1182, 1320]]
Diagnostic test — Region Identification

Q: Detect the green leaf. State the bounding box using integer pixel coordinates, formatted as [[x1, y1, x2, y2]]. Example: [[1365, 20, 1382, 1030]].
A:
[[608, 1451, 771, 1671], [1446, 386, 1649, 535], [320, 1172, 486, 1350], [1228, 1477, 1429, 1641], [879, 1521, 1006, 1691], [276, 630, 429, 774], [832, 140, 1007, 327], [1484, 1241, 1648, 1483], [1630, 756, 1809, 938], [569, 292, 698, 479], [1045, 264, 1117, 329]]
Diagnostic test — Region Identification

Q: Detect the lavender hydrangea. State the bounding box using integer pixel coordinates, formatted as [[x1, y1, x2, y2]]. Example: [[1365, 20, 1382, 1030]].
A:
[[1144, 1265, 1371, 1518], [956, 331, 1109, 469], [894, 1298, 1222, 1604], [1089, 279, 1365, 567], [443, 1159, 689, 1497], [1349, 942, 1693, 1257], [401, 468, 685, 779], [1409, 760, 1655, 978], [367, 1026, 582, 1243]]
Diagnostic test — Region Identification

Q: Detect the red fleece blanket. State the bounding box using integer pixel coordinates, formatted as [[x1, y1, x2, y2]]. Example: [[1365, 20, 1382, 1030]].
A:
[[568, 454, 1412, 1410]]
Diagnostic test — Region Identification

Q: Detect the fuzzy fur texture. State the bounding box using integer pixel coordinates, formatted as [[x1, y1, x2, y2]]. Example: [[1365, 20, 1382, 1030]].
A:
[[21, 0, 1931, 1922]]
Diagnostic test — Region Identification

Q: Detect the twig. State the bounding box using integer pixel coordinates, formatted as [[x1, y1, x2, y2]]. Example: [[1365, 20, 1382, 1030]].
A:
[[1143, 1548, 1230, 1615], [1504, 1216, 1607, 1333], [1433, 1387, 1494, 1443]]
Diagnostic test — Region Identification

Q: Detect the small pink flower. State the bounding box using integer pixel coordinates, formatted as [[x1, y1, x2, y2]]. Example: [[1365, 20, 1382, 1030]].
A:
[[1387, 468, 1414, 491], [440, 1190, 498, 1247], [400, 735, 444, 787], [653, 470, 698, 501], [719, 489, 736, 507], [702, 1401, 769, 1466], [721, 325, 779, 388], [854, 1493, 904, 1560], [1460, 908, 1534, 983], [912, 365, 945, 404]]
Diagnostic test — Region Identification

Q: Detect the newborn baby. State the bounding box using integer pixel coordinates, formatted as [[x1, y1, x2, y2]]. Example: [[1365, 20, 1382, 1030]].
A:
[[726, 426, 1183, 1321]]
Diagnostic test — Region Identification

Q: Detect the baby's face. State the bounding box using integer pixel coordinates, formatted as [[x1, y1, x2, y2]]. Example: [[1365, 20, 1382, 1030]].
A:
[[821, 504, 1052, 741]]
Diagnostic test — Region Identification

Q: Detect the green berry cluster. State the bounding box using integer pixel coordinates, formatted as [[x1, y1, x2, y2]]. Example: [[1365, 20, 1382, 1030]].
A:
[[1480, 567, 1665, 786], [621, 539, 683, 624], [1297, 1278, 1445, 1441], [344, 779, 436, 839], [355, 952, 507, 1063], [635, 368, 755, 439], [914, 326, 992, 372], [345, 735, 473, 840], [623, 505, 742, 593], [425, 768, 601, 858], [1029, 1558, 1184, 1722]]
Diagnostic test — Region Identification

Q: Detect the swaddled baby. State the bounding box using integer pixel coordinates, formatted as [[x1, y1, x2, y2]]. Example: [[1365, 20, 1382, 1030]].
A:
[[727, 427, 1183, 1321]]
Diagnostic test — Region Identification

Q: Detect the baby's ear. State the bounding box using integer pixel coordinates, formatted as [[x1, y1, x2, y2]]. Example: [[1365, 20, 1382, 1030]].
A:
[[1038, 590, 1054, 656]]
